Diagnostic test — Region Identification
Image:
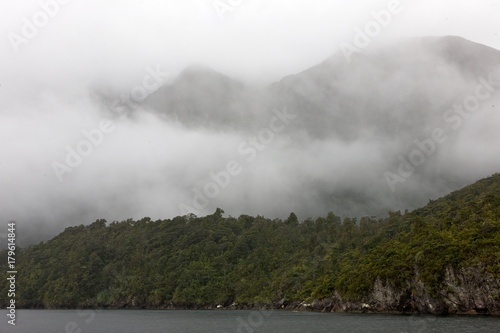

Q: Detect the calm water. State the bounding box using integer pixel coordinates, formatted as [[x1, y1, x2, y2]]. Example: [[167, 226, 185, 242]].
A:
[[1, 309, 498, 333]]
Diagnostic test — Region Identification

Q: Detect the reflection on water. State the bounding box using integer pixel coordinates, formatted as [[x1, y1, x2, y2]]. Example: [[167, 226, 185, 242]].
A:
[[1, 309, 498, 333]]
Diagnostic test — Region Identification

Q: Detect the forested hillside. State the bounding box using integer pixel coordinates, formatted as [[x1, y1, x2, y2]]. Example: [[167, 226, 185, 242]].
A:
[[1, 173, 500, 314]]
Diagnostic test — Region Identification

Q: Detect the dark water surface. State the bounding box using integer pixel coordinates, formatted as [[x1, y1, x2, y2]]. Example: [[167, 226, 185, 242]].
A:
[[1, 309, 498, 333]]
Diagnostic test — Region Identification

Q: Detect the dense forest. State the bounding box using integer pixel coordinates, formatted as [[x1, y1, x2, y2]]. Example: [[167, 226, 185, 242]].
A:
[[1, 173, 500, 314]]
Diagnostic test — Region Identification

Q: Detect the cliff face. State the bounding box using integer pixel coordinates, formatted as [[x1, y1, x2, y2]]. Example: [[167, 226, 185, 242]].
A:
[[289, 265, 500, 315], [369, 265, 500, 315], [439, 265, 500, 314]]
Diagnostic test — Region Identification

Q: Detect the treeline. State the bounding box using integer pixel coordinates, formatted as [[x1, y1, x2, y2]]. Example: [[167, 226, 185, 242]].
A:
[[1, 174, 500, 311]]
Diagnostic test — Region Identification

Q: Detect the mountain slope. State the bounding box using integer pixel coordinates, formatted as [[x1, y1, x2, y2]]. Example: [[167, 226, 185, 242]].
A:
[[1, 173, 499, 314], [145, 64, 256, 129], [339, 173, 500, 314], [271, 35, 500, 141]]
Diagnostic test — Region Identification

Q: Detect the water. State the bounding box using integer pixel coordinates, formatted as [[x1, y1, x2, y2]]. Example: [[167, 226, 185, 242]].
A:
[[1, 309, 498, 333]]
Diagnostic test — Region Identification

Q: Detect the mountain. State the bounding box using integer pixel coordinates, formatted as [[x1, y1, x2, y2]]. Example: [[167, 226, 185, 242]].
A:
[[2, 173, 499, 314], [269, 35, 500, 141], [431, 36, 500, 78], [146, 36, 500, 139], [140, 36, 500, 219], [17, 36, 499, 249], [145, 64, 257, 129]]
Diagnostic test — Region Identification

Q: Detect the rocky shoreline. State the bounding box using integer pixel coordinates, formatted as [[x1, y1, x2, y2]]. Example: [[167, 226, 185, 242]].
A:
[[12, 300, 499, 316], [7, 265, 499, 315]]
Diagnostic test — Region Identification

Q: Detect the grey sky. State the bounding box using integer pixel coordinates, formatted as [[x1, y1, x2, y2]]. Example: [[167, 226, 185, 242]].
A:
[[1, 0, 499, 86]]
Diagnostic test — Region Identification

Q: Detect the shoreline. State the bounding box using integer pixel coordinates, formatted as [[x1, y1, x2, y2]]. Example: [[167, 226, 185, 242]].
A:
[[8, 303, 499, 316]]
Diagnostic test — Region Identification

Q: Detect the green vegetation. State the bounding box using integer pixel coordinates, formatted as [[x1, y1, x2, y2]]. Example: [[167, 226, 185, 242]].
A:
[[1, 174, 500, 309]]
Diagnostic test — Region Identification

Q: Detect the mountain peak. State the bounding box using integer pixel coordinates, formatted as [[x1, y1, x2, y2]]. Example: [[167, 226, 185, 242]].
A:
[[426, 35, 500, 76], [179, 64, 217, 76], [171, 64, 244, 90]]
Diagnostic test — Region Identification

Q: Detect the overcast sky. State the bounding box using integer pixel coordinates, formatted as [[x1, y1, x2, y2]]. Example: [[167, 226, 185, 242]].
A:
[[1, 0, 499, 244], [1, 0, 499, 87]]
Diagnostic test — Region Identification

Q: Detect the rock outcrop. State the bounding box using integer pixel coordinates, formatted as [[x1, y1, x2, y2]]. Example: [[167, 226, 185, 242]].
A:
[[276, 265, 500, 315]]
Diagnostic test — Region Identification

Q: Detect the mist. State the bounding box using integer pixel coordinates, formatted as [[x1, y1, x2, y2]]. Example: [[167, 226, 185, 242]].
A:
[[1, 0, 500, 245]]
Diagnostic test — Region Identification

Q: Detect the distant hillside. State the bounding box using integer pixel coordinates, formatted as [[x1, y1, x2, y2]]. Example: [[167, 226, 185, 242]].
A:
[[145, 64, 256, 129], [146, 36, 500, 139], [1, 173, 499, 314]]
